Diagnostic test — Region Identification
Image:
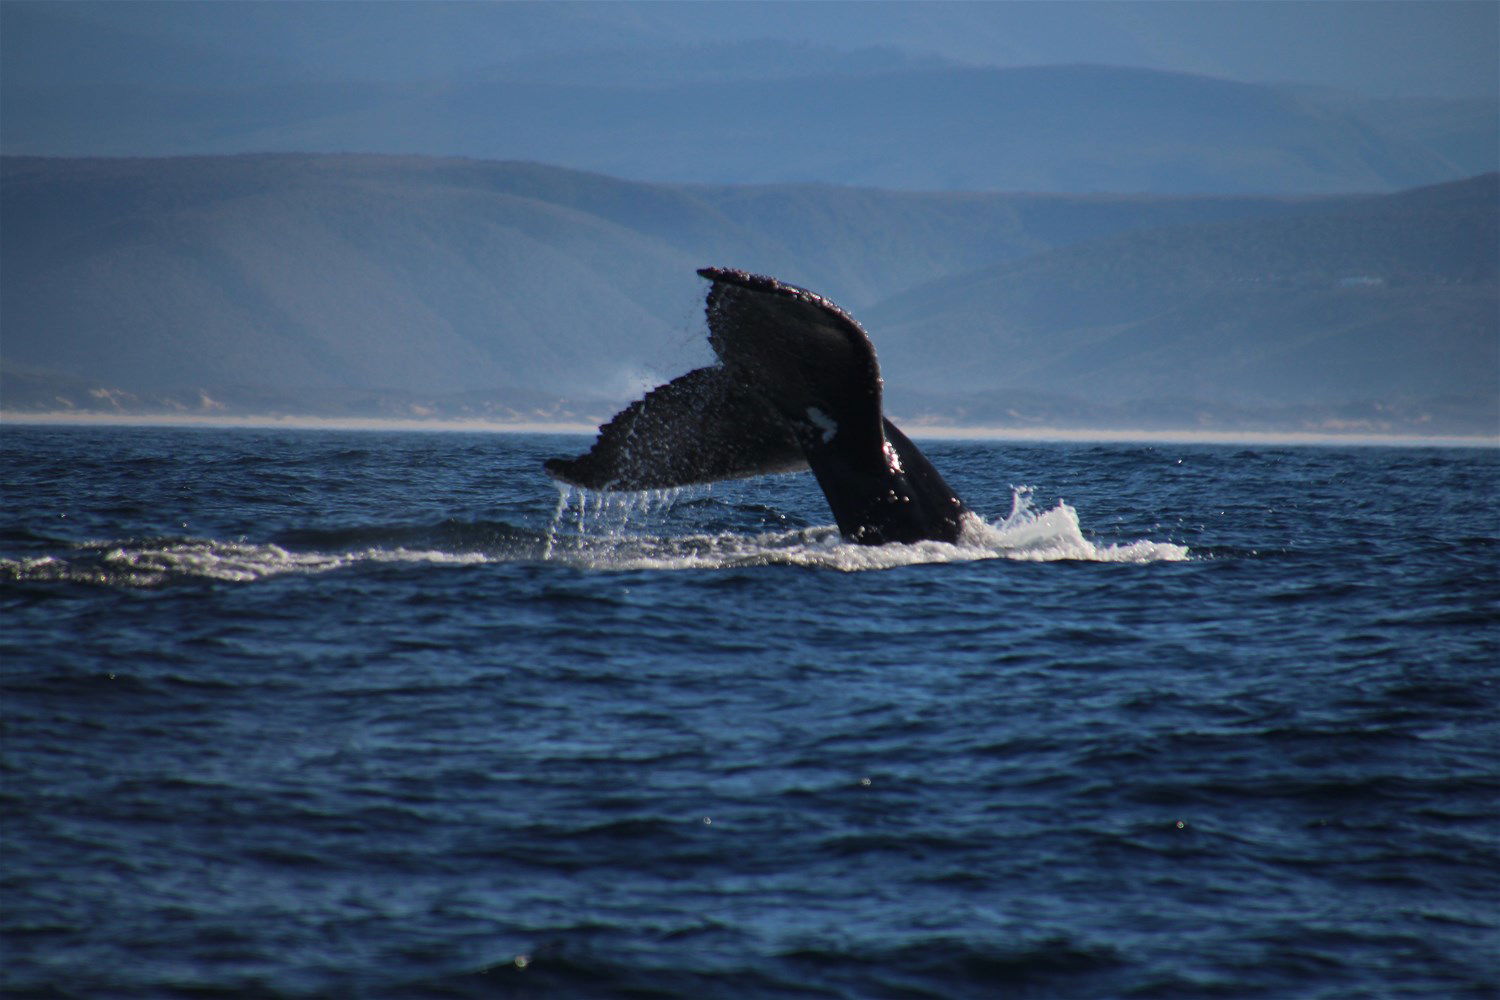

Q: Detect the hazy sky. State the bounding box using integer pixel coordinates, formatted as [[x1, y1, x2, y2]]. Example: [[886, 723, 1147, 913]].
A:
[[4, 0, 1496, 99]]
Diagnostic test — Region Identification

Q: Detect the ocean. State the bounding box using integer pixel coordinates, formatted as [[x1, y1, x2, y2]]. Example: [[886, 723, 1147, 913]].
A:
[[2, 424, 1496, 998]]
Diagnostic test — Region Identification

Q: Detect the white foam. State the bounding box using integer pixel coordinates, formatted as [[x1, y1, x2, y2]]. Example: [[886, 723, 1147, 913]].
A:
[[104, 540, 349, 583], [540, 484, 1189, 572], [964, 486, 1191, 564], [1, 540, 491, 587], [3, 488, 1186, 586]]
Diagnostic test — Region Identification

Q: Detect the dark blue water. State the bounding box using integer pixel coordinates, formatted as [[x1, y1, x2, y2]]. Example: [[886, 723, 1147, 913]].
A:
[[3, 425, 1497, 998]]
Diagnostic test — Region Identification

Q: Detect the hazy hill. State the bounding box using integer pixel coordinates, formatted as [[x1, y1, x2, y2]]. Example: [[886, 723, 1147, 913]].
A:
[[5, 23, 1491, 196], [6, 2, 1493, 100], [1, 155, 1494, 434], [1278, 88, 1499, 182], [0, 153, 1310, 402], [870, 174, 1498, 432]]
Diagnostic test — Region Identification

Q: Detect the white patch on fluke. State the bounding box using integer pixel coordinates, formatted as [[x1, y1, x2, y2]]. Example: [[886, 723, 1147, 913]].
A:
[[805, 407, 838, 444]]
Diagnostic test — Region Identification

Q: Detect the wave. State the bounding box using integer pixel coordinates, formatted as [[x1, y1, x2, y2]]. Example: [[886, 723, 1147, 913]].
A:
[[0, 538, 494, 588], [541, 485, 1187, 570], [400, 932, 1124, 999], [0, 489, 1187, 587]]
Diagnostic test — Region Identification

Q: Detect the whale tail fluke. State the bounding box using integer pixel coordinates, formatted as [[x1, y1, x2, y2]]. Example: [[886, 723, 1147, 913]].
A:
[[698, 267, 886, 462], [543, 366, 806, 491], [545, 267, 970, 544]]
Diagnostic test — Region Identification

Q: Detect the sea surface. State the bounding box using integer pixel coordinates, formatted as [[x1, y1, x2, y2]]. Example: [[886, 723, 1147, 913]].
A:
[[2, 424, 1497, 998]]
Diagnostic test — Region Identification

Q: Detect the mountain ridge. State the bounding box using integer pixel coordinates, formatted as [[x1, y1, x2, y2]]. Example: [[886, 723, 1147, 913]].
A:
[[2, 155, 1493, 435], [5, 58, 1491, 195], [870, 173, 1497, 428]]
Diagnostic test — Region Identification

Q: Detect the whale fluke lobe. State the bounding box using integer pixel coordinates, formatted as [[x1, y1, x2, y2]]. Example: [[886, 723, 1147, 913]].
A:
[[546, 267, 969, 544], [542, 366, 806, 490]]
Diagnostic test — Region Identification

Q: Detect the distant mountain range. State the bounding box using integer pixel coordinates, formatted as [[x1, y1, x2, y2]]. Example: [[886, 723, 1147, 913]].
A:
[[3, 25, 1494, 196], [9, 1, 1497, 98], [2, 156, 1495, 436], [872, 175, 1498, 408]]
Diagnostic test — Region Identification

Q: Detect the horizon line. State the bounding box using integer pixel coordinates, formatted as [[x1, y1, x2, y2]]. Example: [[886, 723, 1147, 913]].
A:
[[3, 410, 1495, 449]]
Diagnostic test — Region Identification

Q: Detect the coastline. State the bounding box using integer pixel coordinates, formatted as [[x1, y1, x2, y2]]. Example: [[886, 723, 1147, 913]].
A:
[[3, 410, 1495, 449]]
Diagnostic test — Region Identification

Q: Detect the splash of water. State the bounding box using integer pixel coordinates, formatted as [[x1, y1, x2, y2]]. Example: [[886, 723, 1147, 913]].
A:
[[967, 486, 1190, 564], [3, 487, 1186, 586], [539, 483, 1188, 571]]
